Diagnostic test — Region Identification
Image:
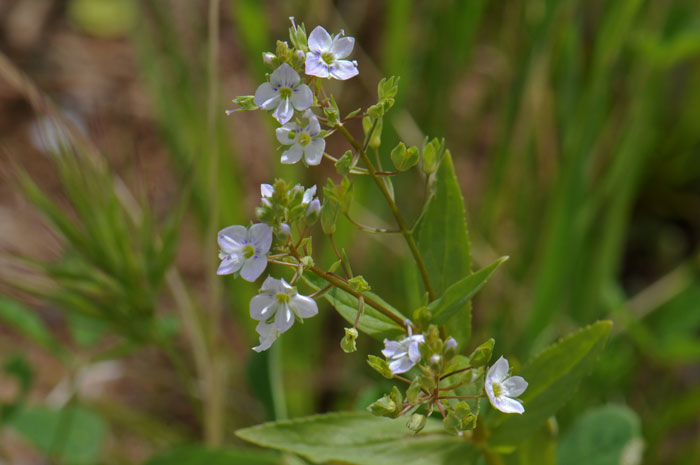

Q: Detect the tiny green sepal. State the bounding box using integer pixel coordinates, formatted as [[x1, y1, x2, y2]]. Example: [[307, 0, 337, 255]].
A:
[[348, 276, 371, 293], [231, 95, 257, 112], [335, 150, 354, 175], [367, 355, 394, 379]]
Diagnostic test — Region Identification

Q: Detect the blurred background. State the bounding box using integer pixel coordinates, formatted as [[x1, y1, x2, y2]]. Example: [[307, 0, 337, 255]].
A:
[[0, 0, 699, 464]]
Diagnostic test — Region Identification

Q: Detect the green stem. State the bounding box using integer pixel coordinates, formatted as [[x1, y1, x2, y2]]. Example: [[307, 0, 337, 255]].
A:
[[269, 343, 288, 420], [337, 124, 436, 301]]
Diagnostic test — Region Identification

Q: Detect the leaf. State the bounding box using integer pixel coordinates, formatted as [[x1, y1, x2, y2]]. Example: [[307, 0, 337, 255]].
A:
[[428, 256, 508, 326], [486, 321, 612, 447], [0, 298, 64, 356], [8, 404, 106, 464], [143, 445, 279, 465], [557, 405, 642, 465], [303, 274, 404, 341], [236, 412, 479, 465], [416, 151, 472, 348]]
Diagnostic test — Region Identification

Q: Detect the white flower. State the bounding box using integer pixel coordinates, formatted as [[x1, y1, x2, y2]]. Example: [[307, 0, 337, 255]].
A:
[[254, 63, 313, 124], [305, 26, 359, 80], [382, 331, 425, 374], [275, 110, 326, 165], [217, 223, 273, 282], [249, 276, 318, 352], [485, 356, 528, 414]]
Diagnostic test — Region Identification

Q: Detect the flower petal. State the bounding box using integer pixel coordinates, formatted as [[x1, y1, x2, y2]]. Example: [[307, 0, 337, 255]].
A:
[[272, 97, 294, 124], [389, 356, 415, 374], [408, 339, 422, 363], [302, 185, 317, 204], [487, 356, 510, 384], [240, 256, 267, 282], [275, 123, 298, 145], [217, 256, 243, 275], [305, 53, 329, 78], [304, 111, 321, 136], [330, 36, 355, 59], [250, 294, 275, 320], [303, 138, 325, 166], [275, 305, 295, 332], [254, 82, 279, 110], [382, 340, 404, 359], [270, 63, 300, 88], [261, 276, 282, 292], [491, 395, 525, 414], [261, 184, 274, 198], [291, 84, 313, 111], [281, 144, 303, 164], [249, 223, 273, 252], [308, 26, 332, 53], [218, 225, 247, 251], [329, 60, 359, 80], [503, 376, 528, 397], [291, 294, 318, 318], [252, 321, 278, 352]]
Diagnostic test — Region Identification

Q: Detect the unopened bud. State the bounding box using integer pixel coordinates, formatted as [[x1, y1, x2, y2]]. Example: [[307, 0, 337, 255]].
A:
[[341, 327, 358, 353], [407, 413, 427, 433], [262, 52, 276, 66], [305, 199, 321, 224]]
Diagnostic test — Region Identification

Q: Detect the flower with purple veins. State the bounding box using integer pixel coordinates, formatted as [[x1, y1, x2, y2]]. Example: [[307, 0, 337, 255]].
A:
[[382, 330, 425, 374], [217, 223, 273, 282], [254, 63, 313, 124], [275, 110, 326, 166], [305, 26, 359, 80], [249, 277, 318, 351]]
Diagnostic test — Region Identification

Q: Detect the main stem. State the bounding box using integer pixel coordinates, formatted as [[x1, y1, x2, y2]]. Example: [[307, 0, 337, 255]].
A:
[[337, 124, 436, 301]]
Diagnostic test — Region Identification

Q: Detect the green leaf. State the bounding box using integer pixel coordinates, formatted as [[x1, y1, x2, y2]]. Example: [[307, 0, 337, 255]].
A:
[[8, 404, 106, 464], [557, 405, 642, 465], [428, 256, 508, 327], [236, 412, 479, 465], [416, 151, 472, 348], [143, 445, 279, 465], [487, 321, 612, 447], [0, 298, 64, 356], [505, 420, 557, 465], [303, 275, 404, 341]]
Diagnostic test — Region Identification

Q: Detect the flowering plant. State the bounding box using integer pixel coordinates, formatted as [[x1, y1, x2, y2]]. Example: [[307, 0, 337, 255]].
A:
[[222, 18, 612, 464]]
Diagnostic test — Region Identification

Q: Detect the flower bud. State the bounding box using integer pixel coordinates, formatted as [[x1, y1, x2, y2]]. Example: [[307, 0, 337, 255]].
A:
[[276, 223, 291, 241], [407, 413, 427, 433], [368, 395, 396, 417], [429, 353, 442, 371], [262, 52, 276, 66], [305, 199, 321, 224], [341, 327, 358, 353], [468, 338, 494, 367]]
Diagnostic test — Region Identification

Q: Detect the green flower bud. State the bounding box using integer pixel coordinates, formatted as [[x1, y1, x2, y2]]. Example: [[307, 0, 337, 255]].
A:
[[231, 95, 258, 112], [407, 413, 427, 433], [348, 275, 371, 293], [468, 338, 494, 368], [362, 116, 383, 148], [406, 378, 422, 404], [422, 137, 438, 175], [368, 395, 397, 417], [341, 327, 358, 353]]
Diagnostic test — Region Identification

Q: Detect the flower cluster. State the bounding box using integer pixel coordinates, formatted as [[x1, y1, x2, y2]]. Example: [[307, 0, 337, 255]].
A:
[[221, 18, 528, 435]]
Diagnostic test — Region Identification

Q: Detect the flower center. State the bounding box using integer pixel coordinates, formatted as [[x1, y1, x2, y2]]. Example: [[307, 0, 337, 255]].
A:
[[321, 52, 335, 65], [492, 382, 503, 398], [279, 87, 292, 99], [298, 132, 311, 146], [242, 244, 256, 259], [276, 293, 291, 305]]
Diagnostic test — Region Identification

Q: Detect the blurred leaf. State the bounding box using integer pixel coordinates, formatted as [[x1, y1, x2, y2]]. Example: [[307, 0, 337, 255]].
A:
[[236, 412, 479, 465], [487, 321, 612, 447], [8, 404, 106, 465], [68, 0, 137, 38], [417, 151, 472, 347], [0, 298, 64, 356], [506, 421, 557, 465], [1, 355, 34, 422], [303, 274, 404, 341], [558, 405, 642, 465], [143, 444, 279, 465]]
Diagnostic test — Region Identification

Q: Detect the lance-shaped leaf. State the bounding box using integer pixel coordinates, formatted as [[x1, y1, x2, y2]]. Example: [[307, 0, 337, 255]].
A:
[[428, 256, 508, 327], [486, 321, 612, 447], [303, 274, 405, 341], [143, 445, 280, 465], [236, 412, 479, 465], [416, 151, 472, 348]]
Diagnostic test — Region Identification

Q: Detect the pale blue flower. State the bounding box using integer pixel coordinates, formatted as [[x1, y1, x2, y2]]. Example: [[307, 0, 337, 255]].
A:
[[305, 26, 359, 80], [254, 63, 313, 124], [250, 277, 318, 351], [217, 223, 272, 281], [382, 331, 425, 374], [485, 356, 528, 414], [275, 110, 325, 165]]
